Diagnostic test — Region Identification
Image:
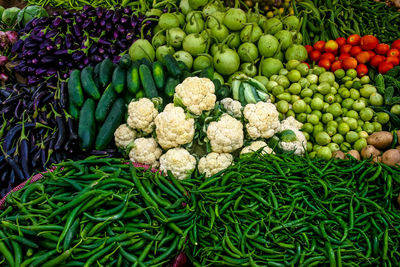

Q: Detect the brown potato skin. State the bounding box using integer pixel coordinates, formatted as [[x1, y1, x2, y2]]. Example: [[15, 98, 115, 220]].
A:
[[372, 156, 382, 164], [367, 131, 393, 149], [361, 145, 381, 159], [332, 150, 345, 159], [397, 130, 400, 145], [346, 150, 361, 160], [396, 145, 400, 151], [381, 149, 400, 167]]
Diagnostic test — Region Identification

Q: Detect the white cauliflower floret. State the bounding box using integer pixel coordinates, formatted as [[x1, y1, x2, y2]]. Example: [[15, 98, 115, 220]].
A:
[[159, 148, 196, 180], [243, 102, 280, 139], [174, 77, 216, 115], [207, 114, 244, 153], [220, 98, 243, 119], [129, 138, 162, 168], [241, 141, 274, 155], [279, 116, 303, 132], [114, 124, 136, 149], [155, 104, 195, 150], [198, 152, 233, 177], [127, 98, 158, 134], [279, 129, 307, 155]]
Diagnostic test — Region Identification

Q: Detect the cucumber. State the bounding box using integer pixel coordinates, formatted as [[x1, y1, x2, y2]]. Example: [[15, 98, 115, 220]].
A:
[[152, 61, 165, 89], [216, 85, 231, 101], [67, 69, 84, 107], [78, 99, 96, 151], [119, 54, 132, 69], [127, 61, 140, 94], [139, 58, 153, 69], [95, 83, 117, 123], [81, 66, 101, 100], [136, 90, 145, 99], [177, 60, 188, 71], [163, 55, 182, 78], [139, 64, 158, 98], [94, 62, 101, 76], [93, 62, 102, 89], [112, 66, 127, 94], [68, 101, 79, 120], [164, 77, 180, 97], [123, 90, 135, 104], [99, 58, 114, 87], [95, 98, 126, 150], [200, 67, 214, 80], [238, 82, 247, 106]]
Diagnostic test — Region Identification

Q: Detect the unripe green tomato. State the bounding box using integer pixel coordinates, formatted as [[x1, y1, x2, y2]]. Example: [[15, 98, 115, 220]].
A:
[[310, 98, 324, 111], [322, 113, 334, 124], [349, 89, 360, 100], [277, 92, 292, 102], [276, 100, 289, 113], [341, 76, 352, 83], [309, 151, 317, 159], [342, 108, 348, 116], [276, 75, 290, 88], [296, 113, 307, 123], [352, 100, 366, 112], [327, 103, 343, 118], [307, 74, 319, 85], [301, 88, 313, 98], [316, 147, 332, 160], [313, 124, 324, 137], [358, 131, 369, 139], [286, 109, 296, 118], [354, 138, 367, 152], [357, 119, 364, 127], [293, 99, 307, 113], [311, 110, 322, 119], [272, 86, 285, 96], [306, 142, 313, 152], [345, 131, 359, 143], [346, 69, 357, 79], [313, 144, 322, 152], [344, 80, 353, 89], [338, 88, 351, 99], [330, 87, 337, 95], [338, 122, 350, 135], [270, 75, 278, 81], [303, 131, 310, 140], [332, 133, 344, 144], [335, 94, 343, 103], [360, 75, 370, 84], [323, 103, 330, 112], [390, 104, 400, 115], [360, 107, 374, 121], [326, 126, 337, 137], [314, 93, 324, 101], [324, 93, 335, 104], [352, 81, 362, 90], [346, 110, 359, 119], [291, 95, 301, 104], [313, 66, 325, 76], [317, 82, 331, 95], [307, 114, 319, 125], [362, 122, 375, 134], [340, 142, 352, 152], [288, 70, 301, 82], [355, 126, 363, 133], [298, 77, 310, 88], [359, 97, 369, 106], [303, 96, 312, 104], [342, 98, 354, 109], [333, 82, 339, 89], [288, 83, 302, 95], [372, 122, 382, 132], [336, 117, 343, 124], [306, 105, 312, 114], [344, 117, 358, 130], [327, 142, 340, 152], [266, 81, 278, 92], [334, 69, 345, 79], [302, 122, 314, 133], [286, 60, 301, 70], [327, 120, 338, 129], [309, 84, 318, 91], [278, 112, 285, 120], [270, 95, 276, 103], [279, 69, 289, 76], [369, 93, 384, 106], [360, 84, 377, 98]]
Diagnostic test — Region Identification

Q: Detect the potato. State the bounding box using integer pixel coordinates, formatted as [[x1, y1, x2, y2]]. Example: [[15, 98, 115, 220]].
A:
[[372, 156, 382, 164], [397, 130, 400, 145], [381, 149, 400, 167], [332, 150, 345, 159], [367, 131, 393, 149], [396, 145, 400, 151], [345, 150, 361, 160], [360, 145, 381, 159]]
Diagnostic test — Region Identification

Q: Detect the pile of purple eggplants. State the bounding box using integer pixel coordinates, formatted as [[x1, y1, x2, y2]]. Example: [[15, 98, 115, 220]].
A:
[[0, 82, 119, 197], [11, 5, 159, 87]]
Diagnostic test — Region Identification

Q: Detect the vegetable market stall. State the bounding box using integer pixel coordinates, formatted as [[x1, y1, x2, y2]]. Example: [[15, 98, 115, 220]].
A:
[[0, 0, 400, 266]]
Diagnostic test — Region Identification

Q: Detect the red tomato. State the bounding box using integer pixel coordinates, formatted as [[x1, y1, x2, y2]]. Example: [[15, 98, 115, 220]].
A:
[[318, 58, 331, 70], [375, 43, 390, 55], [360, 35, 379, 50], [313, 41, 326, 52], [350, 46, 362, 57], [356, 64, 369, 77], [325, 40, 339, 53], [305, 45, 313, 54], [367, 50, 376, 59], [339, 53, 351, 61], [320, 52, 335, 63], [342, 57, 358, 70], [387, 49, 400, 57], [386, 56, 400, 66], [370, 55, 386, 68], [340, 44, 352, 54], [378, 61, 394, 74], [331, 61, 343, 72], [336, 37, 346, 47], [391, 40, 400, 50], [355, 51, 370, 64], [309, 50, 322, 62], [302, 62, 310, 68], [347, 34, 361, 45]]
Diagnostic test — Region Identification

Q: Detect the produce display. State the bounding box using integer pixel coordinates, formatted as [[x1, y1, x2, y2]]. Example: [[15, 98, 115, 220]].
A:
[[0, 0, 400, 266]]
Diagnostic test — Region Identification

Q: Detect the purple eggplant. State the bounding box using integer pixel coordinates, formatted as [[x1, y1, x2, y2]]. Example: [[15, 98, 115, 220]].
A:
[[23, 40, 39, 49], [28, 77, 41, 85], [112, 10, 121, 24], [47, 69, 57, 76], [83, 5, 92, 12], [121, 16, 129, 24], [52, 17, 63, 28], [130, 16, 138, 28], [55, 116, 66, 151], [62, 10, 71, 18], [65, 18, 72, 24], [2, 123, 36, 152], [100, 20, 106, 27], [117, 24, 125, 34], [27, 66, 35, 74], [83, 58, 90, 65], [20, 138, 30, 179], [113, 30, 119, 39], [83, 19, 93, 29], [54, 49, 68, 56], [11, 39, 24, 53], [72, 51, 84, 62], [89, 44, 98, 54], [105, 10, 114, 20], [65, 34, 73, 49], [98, 47, 105, 54], [123, 6, 132, 14], [45, 29, 58, 39], [41, 56, 57, 64], [105, 23, 113, 32], [75, 16, 83, 24], [98, 38, 111, 45], [96, 7, 104, 18], [72, 24, 82, 37], [38, 49, 47, 58]]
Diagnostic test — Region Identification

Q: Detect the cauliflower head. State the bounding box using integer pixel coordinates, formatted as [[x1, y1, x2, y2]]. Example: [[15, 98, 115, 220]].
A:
[[174, 77, 216, 115], [279, 116, 303, 132], [220, 98, 243, 119], [114, 124, 136, 149], [159, 148, 196, 180], [279, 129, 307, 155], [127, 98, 158, 134], [243, 102, 280, 139], [129, 137, 162, 168], [241, 141, 274, 155], [198, 152, 233, 177], [155, 104, 195, 150], [207, 114, 244, 153]]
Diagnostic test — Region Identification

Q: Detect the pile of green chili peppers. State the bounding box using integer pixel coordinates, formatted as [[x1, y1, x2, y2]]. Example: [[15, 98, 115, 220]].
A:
[[0, 157, 195, 267], [186, 153, 400, 266]]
